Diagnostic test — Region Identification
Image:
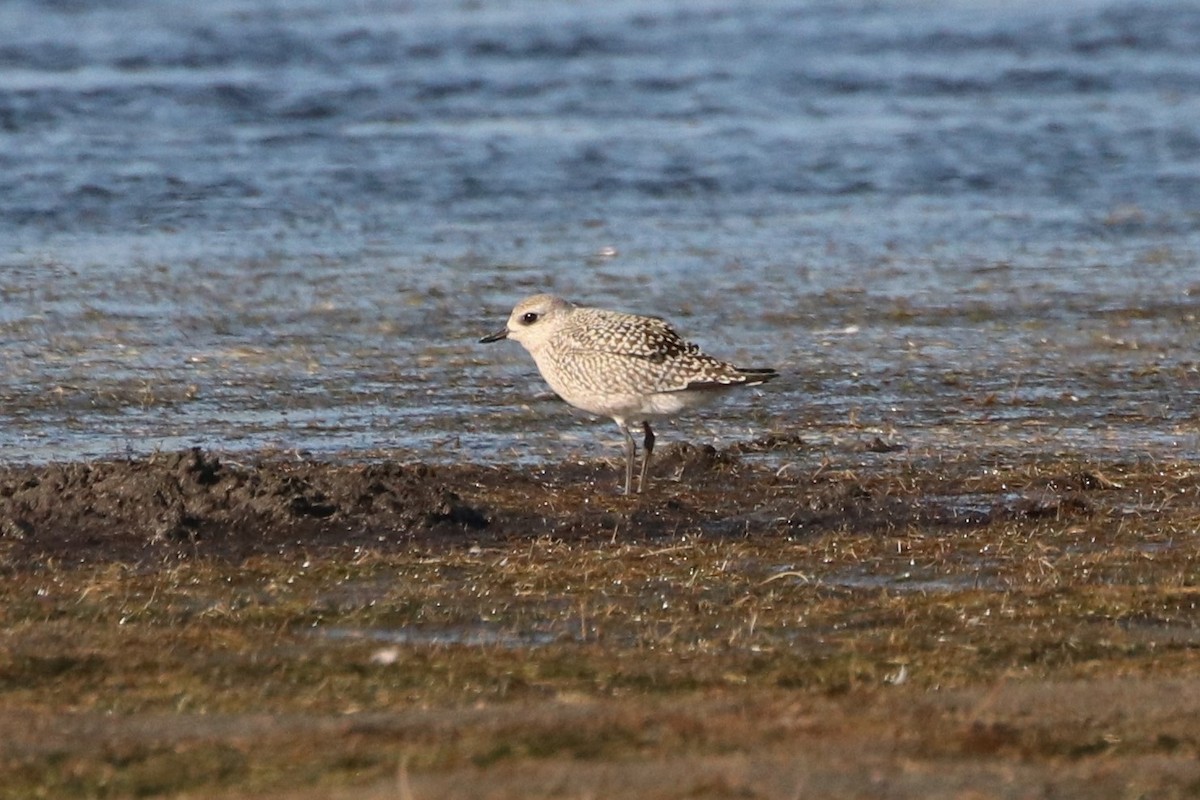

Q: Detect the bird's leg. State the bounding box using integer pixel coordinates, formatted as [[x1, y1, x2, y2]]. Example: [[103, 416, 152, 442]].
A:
[[638, 421, 655, 494], [618, 421, 636, 495]]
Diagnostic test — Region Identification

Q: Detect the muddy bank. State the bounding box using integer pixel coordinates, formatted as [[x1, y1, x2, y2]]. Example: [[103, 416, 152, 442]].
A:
[[1, 448, 491, 564], [0, 440, 1154, 566]]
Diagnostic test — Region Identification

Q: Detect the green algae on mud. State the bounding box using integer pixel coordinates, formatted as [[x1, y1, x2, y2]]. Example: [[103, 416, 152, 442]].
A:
[[1, 446, 1199, 798]]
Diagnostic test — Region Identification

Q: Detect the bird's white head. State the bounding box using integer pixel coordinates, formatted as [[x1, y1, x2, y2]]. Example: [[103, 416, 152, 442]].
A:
[[479, 293, 577, 354]]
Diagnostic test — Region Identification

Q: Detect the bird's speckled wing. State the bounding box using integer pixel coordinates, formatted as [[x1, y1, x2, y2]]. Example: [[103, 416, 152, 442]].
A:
[[564, 309, 698, 358], [550, 308, 761, 394]]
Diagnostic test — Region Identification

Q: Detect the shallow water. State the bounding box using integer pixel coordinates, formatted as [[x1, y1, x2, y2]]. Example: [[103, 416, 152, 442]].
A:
[[1, 0, 1198, 465]]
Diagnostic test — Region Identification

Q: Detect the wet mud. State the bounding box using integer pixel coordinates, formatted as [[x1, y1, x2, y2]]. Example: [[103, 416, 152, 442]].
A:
[[1, 448, 491, 565], [0, 439, 1138, 567]]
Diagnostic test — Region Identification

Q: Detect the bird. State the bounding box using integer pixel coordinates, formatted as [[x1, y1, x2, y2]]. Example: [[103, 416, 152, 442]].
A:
[[479, 293, 777, 494]]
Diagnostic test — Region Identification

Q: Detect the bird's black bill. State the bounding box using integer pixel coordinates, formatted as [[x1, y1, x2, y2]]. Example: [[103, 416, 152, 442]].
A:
[[479, 328, 508, 343]]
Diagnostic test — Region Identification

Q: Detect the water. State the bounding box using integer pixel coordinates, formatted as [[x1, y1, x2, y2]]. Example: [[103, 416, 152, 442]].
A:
[[1, 0, 1198, 465]]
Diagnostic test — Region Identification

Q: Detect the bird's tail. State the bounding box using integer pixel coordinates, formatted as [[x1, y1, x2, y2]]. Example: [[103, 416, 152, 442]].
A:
[[737, 367, 778, 386]]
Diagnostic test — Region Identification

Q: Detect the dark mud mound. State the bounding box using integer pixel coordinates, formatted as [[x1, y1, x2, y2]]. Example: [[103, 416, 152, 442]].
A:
[[0, 444, 771, 565], [0, 444, 1144, 567], [646, 442, 741, 483], [0, 448, 489, 563]]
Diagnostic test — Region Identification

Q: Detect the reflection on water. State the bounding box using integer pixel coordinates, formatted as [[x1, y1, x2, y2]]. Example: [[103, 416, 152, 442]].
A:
[[1, 0, 1197, 464]]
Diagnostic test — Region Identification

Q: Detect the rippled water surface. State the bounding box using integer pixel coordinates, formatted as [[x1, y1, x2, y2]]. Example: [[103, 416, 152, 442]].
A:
[[1, 0, 1198, 465]]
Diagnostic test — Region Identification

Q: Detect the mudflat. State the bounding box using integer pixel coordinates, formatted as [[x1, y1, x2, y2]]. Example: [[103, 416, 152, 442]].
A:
[[2, 441, 1198, 798]]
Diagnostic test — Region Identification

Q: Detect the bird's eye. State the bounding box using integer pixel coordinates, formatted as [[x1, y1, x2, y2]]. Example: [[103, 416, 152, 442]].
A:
[[520, 311, 539, 325]]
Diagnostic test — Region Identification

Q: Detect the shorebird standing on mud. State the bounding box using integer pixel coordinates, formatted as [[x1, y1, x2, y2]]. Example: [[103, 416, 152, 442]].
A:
[[480, 293, 778, 495]]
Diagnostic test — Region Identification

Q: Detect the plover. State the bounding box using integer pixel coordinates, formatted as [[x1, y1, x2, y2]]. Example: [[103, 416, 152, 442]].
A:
[[480, 293, 777, 494]]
